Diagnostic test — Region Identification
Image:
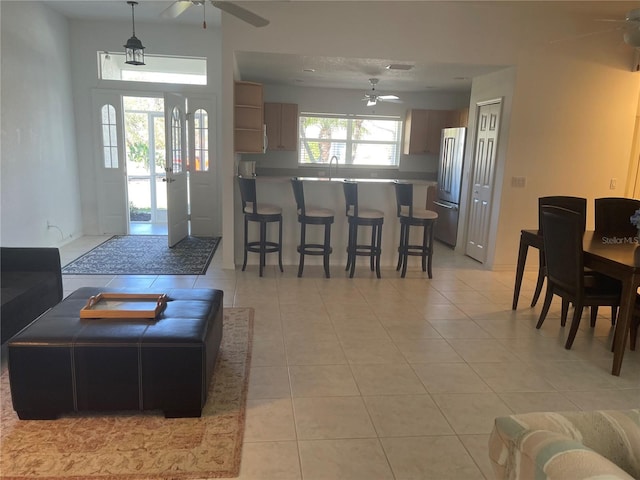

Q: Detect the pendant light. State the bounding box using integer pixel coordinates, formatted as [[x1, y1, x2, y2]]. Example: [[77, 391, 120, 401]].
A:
[[124, 1, 145, 66]]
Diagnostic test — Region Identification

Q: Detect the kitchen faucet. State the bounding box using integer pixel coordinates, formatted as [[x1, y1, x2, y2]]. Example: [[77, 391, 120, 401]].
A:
[[329, 155, 339, 179]]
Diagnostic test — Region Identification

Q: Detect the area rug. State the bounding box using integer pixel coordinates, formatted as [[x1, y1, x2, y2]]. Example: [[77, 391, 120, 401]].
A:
[[0, 307, 253, 480], [62, 235, 220, 275]]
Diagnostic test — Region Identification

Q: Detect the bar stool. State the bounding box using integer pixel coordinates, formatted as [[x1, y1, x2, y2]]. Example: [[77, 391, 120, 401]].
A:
[[394, 182, 438, 278], [343, 181, 384, 279], [291, 178, 334, 278], [237, 176, 283, 277]]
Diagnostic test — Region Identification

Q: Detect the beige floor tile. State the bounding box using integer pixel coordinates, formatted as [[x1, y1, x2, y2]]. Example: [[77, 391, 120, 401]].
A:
[[561, 388, 640, 410], [293, 396, 377, 440], [415, 303, 468, 320], [289, 364, 359, 397], [497, 392, 579, 413], [251, 338, 287, 367], [459, 434, 496, 480], [244, 398, 297, 442], [384, 323, 443, 341], [237, 441, 302, 480], [381, 435, 485, 480], [298, 439, 393, 480], [285, 339, 347, 365], [363, 394, 454, 436], [341, 339, 407, 364], [248, 366, 291, 399], [428, 319, 493, 339], [469, 362, 557, 393], [332, 319, 391, 342], [447, 338, 521, 363], [395, 338, 465, 364], [351, 363, 426, 396], [432, 393, 513, 434], [412, 363, 492, 394]]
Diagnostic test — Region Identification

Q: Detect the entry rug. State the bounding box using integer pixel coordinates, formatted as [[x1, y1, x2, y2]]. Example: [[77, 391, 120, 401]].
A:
[[0, 307, 253, 480], [62, 235, 220, 275]]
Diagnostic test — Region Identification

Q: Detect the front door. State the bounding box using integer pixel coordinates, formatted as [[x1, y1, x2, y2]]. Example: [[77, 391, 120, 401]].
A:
[[465, 100, 502, 263], [164, 93, 189, 247]]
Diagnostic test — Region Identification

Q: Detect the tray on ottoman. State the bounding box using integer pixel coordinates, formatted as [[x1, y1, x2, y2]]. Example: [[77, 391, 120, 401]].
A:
[[8, 286, 223, 420]]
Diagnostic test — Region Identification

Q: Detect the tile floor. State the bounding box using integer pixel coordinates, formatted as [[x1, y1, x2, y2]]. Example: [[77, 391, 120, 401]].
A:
[[39, 236, 640, 478]]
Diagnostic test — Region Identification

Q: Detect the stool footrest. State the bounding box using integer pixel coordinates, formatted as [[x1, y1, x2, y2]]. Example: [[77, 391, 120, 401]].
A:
[[298, 244, 333, 255]]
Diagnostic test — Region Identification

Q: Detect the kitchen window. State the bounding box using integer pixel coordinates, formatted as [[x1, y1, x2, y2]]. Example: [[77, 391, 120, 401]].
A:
[[299, 114, 402, 167]]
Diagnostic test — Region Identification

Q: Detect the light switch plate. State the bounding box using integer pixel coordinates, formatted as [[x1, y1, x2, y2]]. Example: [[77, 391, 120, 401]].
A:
[[610, 178, 617, 190], [511, 176, 526, 188]]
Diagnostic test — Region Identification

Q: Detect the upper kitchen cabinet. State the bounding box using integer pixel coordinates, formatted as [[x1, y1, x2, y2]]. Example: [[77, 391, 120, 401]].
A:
[[234, 81, 264, 153], [447, 107, 469, 128], [264, 102, 299, 151], [403, 109, 452, 155]]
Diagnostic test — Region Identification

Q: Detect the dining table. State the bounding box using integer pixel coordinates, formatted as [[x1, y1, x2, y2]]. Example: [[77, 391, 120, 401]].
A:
[[512, 229, 640, 376]]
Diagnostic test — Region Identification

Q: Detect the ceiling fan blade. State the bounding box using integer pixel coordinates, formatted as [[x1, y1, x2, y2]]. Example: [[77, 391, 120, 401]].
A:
[[367, 98, 377, 107], [378, 95, 399, 100], [161, 1, 192, 19], [211, 1, 269, 27]]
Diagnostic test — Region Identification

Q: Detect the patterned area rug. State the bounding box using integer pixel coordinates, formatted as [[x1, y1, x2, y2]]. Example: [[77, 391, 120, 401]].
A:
[[62, 235, 220, 275], [0, 307, 253, 480]]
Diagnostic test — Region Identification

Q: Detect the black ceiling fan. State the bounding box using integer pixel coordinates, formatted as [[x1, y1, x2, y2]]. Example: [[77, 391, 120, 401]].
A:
[[161, 1, 269, 28]]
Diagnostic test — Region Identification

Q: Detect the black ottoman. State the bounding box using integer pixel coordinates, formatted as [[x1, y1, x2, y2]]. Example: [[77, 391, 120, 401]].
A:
[[8, 287, 223, 420]]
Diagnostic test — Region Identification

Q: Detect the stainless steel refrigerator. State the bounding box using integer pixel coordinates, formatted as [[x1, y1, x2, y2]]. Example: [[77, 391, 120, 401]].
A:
[[434, 127, 466, 247]]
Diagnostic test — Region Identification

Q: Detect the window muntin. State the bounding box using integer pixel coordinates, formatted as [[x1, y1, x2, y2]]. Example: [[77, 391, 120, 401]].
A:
[[193, 108, 209, 172], [98, 52, 207, 85], [101, 104, 118, 168], [299, 114, 401, 167], [171, 107, 183, 173]]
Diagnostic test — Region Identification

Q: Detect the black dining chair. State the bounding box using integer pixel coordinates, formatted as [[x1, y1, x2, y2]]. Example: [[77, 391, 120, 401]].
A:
[[536, 205, 621, 350], [594, 197, 640, 238], [530, 196, 587, 308]]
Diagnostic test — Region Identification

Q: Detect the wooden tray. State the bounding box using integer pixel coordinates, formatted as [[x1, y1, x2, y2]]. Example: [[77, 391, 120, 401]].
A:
[[80, 293, 168, 319]]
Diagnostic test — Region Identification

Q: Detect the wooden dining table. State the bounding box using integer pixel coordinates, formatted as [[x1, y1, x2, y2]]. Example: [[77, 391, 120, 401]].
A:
[[512, 229, 640, 376]]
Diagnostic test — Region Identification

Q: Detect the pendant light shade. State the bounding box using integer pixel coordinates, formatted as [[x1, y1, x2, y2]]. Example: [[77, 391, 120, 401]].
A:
[[124, 1, 145, 66]]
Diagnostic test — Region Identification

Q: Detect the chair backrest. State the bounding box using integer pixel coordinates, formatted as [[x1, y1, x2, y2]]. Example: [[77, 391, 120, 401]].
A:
[[394, 182, 413, 217], [291, 178, 306, 215], [343, 181, 358, 217], [538, 196, 586, 234], [237, 177, 257, 214], [594, 197, 640, 236], [540, 205, 585, 297]]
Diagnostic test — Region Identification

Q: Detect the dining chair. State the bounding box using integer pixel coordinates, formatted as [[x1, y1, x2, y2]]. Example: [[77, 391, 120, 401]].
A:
[[594, 197, 640, 237], [536, 205, 621, 350], [530, 196, 587, 308]]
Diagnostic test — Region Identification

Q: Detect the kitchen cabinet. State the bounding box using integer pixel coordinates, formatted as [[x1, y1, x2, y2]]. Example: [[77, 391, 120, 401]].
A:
[[446, 107, 469, 128], [234, 81, 264, 153], [264, 102, 298, 151], [403, 109, 452, 155]]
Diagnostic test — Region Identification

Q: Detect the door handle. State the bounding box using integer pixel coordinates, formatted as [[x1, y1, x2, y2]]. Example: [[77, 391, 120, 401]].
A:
[[433, 201, 457, 210], [162, 178, 175, 183]]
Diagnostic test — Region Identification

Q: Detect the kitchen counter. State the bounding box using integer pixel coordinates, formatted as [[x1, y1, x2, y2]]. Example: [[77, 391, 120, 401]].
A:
[[234, 176, 439, 273]]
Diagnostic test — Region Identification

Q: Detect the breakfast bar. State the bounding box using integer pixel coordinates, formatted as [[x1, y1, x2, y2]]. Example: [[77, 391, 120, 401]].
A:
[[233, 176, 437, 272]]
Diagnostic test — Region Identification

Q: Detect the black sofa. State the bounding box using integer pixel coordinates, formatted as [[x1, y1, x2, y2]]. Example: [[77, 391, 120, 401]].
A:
[[1, 247, 63, 344]]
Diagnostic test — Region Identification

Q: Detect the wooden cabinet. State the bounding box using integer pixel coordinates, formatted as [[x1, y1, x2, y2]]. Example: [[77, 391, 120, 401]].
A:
[[234, 81, 264, 153], [403, 109, 451, 155], [403, 107, 470, 155], [264, 102, 298, 151]]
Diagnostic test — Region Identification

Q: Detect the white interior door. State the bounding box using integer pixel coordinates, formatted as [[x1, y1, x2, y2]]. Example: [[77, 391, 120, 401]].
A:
[[465, 100, 502, 262], [164, 93, 189, 247], [92, 89, 128, 234], [187, 96, 217, 236]]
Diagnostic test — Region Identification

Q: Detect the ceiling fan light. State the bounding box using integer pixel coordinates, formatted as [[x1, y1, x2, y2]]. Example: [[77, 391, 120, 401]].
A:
[[624, 28, 640, 48], [124, 1, 145, 66]]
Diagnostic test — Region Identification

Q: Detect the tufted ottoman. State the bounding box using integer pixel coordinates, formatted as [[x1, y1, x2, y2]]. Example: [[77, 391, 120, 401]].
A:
[[8, 287, 223, 420]]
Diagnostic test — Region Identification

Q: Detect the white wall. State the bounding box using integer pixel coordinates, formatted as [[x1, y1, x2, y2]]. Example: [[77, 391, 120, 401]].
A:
[[220, 1, 640, 270], [67, 18, 223, 236], [1, 1, 82, 247]]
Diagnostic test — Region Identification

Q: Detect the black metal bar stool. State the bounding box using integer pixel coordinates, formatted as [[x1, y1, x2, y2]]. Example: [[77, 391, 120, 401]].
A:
[[343, 181, 384, 279], [237, 176, 283, 277], [291, 178, 334, 278], [394, 182, 438, 278]]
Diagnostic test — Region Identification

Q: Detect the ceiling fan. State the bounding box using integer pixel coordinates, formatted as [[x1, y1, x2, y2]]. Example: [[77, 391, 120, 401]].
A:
[[596, 8, 640, 48], [362, 78, 400, 107], [161, 1, 269, 28]]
